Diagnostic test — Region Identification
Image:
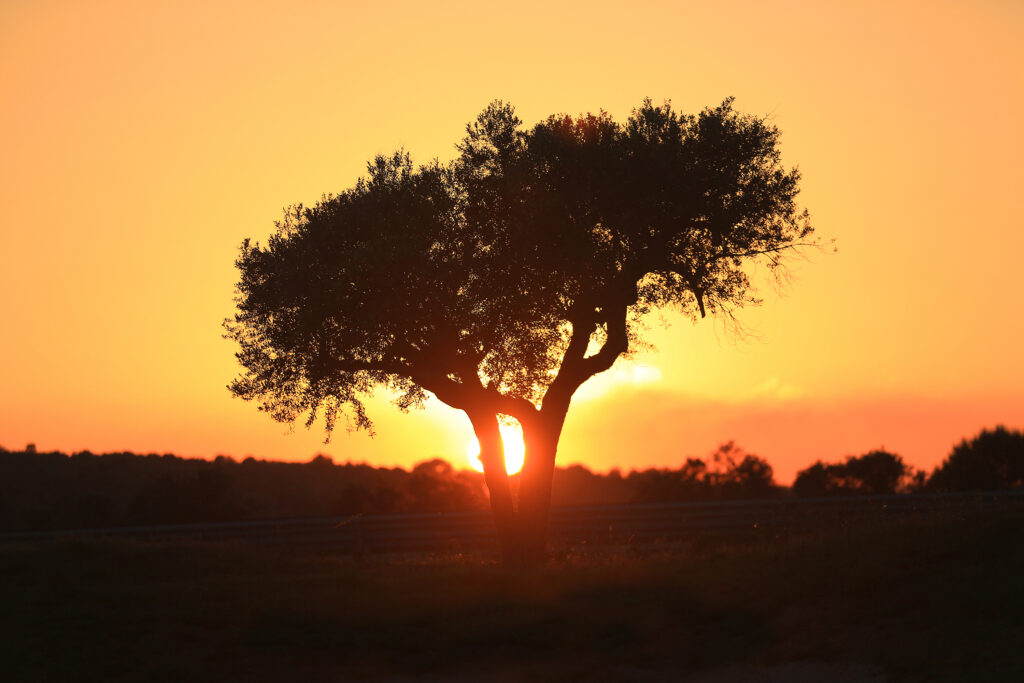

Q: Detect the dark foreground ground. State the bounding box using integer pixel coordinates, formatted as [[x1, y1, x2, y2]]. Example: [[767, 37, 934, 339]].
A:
[[2, 509, 1022, 682]]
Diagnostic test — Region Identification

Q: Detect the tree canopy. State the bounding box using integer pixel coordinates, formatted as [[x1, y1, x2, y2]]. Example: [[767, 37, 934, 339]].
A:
[[227, 98, 812, 434], [793, 449, 923, 497], [928, 426, 1024, 491]]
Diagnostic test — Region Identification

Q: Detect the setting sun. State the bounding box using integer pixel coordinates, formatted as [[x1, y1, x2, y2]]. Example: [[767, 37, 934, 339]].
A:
[[468, 423, 525, 475]]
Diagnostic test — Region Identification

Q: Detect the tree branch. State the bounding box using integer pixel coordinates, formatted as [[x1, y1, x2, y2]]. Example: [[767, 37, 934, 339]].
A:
[[558, 309, 596, 373], [578, 301, 629, 378], [486, 386, 540, 426], [410, 368, 478, 410], [545, 296, 630, 414], [409, 364, 539, 425]]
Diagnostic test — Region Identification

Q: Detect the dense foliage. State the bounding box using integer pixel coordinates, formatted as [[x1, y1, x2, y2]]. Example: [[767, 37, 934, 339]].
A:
[[792, 449, 925, 497], [791, 426, 1024, 496], [226, 100, 813, 436], [4, 427, 1020, 532], [0, 448, 486, 531], [928, 425, 1024, 491]]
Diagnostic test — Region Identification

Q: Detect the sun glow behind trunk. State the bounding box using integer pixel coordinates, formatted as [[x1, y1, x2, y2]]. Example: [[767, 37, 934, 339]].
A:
[[468, 423, 525, 475]]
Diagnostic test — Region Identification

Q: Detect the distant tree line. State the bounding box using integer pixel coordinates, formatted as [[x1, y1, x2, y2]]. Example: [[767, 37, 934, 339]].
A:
[[1, 426, 1020, 532], [792, 426, 1024, 496], [0, 451, 488, 532]]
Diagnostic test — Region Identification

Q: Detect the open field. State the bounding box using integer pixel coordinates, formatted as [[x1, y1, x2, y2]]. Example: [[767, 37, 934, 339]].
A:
[[2, 508, 1022, 682], [7, 492, 1020, 554]]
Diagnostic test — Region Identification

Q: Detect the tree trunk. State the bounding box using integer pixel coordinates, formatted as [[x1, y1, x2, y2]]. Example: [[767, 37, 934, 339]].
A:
[[467, 410, 520, 566], [470, 405, 570, 568], [516, 407, 569, 565]]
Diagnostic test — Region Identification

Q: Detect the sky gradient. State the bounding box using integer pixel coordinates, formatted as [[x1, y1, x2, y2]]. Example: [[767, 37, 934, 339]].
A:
[[2, 0, 1022, 483]]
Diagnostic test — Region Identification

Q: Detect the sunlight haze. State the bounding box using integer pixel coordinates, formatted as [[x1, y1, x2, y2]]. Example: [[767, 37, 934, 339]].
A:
[[2, 0, 1022, 483]]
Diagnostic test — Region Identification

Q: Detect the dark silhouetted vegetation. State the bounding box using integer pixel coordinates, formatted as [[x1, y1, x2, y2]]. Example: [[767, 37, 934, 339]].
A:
[[928, 425, 1024, 491], [792, 449, 925, 497], [227, 98, 816, 564], [792, 426, 1024, 497], [4, 426, 1021, 532], [616, 441, 779, 503], [0, 448, 487, 532], [0, 441, 778, 532]]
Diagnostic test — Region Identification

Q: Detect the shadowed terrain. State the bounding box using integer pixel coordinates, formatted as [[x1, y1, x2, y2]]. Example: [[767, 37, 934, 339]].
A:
[[3, 508, 1021, 681]]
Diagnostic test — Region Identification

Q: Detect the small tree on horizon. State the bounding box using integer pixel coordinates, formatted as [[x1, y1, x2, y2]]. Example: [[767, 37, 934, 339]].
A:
[[792, 449, 921, 497], [928, 425, 1024, 491], [226, 99, 815, 565]]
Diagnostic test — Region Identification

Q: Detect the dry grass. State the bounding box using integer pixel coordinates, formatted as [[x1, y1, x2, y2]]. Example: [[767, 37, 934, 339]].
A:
[[1, 508, 1021, 681]]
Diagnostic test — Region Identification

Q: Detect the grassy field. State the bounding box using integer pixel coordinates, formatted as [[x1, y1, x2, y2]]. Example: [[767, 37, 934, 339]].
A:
[[1, 508, 1022, 682]]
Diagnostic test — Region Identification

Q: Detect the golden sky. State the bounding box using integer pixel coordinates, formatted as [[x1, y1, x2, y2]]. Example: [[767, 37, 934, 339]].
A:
[[2, 0, 1022, 482]]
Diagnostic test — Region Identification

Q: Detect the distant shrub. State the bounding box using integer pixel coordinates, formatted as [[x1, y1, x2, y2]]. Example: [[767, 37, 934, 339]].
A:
[[793, 449, 922, 497], [624, 442, 780, 503], [928, 426, 1024, 492]]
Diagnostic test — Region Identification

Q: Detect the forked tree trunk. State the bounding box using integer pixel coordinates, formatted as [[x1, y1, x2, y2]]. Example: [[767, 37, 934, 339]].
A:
[[470, 406, 570, 568], [467, 410, 520, 566]]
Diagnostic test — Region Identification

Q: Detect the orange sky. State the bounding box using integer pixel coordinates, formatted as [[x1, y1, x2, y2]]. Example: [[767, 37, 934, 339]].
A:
[[2, 0, 1022, 483]]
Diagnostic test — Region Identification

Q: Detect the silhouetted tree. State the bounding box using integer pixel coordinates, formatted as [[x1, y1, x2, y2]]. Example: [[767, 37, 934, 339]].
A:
[[623, 443, 778, 502], [928, 425, 1024, 491], [714, 448, 778, 499], [843, 450, 909, 495], [791, 462, 830, 497], [793, 449, 919, 496], [552, 464, 627, 506], [699, 442, 778, 499], [226, 99, 814, 565]]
